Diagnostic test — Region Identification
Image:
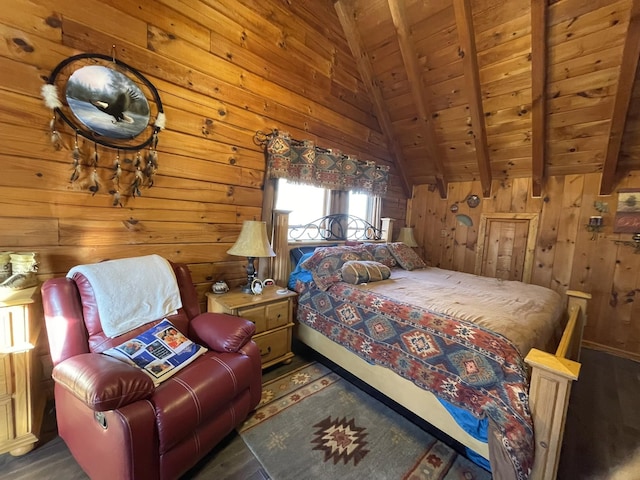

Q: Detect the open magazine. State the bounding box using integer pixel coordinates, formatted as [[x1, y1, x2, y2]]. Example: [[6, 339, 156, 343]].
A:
[[103, 318, 207, 386]]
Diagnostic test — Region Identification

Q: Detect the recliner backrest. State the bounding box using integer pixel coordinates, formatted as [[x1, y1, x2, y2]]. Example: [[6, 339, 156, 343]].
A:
[[42, 260, 201, 366]]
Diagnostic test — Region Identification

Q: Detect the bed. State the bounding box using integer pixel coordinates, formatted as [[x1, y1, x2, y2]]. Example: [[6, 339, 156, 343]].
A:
[[269, 211, 590, 480]]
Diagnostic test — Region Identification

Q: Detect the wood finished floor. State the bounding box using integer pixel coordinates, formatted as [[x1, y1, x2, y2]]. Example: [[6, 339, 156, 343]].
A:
[[0, 347, 638, 480]]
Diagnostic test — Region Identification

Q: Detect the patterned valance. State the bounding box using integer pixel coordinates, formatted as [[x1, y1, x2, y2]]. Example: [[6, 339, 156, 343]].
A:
[[259, 130, 389, 195]]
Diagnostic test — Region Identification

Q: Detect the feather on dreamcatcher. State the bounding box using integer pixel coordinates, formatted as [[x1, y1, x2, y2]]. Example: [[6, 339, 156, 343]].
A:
[[41, 51, 166, 206]]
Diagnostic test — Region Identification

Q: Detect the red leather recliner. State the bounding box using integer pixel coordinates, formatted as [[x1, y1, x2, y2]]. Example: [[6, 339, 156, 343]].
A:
[[41, 261, 262, 480]]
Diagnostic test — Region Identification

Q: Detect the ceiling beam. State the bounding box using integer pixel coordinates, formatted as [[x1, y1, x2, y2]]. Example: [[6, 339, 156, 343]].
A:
[[334, 0, 413, 199], [387, 0, 448, 199], [530, 0, 547, 198], [600, 0, 640, 195], [452, 0, 492, 198]]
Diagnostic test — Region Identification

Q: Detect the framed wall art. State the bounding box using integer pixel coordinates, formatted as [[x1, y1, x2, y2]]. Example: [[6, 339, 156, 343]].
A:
[[614, 189, 640, 233], [41, 52, 166, 206]]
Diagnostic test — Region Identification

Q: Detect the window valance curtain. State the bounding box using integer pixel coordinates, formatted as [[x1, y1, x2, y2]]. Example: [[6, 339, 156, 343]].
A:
[[261, 130, 389, 195]]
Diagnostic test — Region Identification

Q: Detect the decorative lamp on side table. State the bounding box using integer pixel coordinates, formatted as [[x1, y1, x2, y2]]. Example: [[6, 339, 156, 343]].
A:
[[226, 221, 276, 294], [206, 285, 297, 369], [0, 286, 44, 456]]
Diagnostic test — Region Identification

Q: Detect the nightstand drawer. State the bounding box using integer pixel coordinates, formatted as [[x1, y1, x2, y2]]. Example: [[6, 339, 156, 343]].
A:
[[254, 325, 291, 365], [236, 305, 267, 334], [266, 301, 289, 330]]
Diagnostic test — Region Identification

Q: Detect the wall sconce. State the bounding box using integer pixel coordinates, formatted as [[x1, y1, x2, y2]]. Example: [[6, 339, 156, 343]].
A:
[[585, 215, 603, 240], [613, 233, 640, 253]]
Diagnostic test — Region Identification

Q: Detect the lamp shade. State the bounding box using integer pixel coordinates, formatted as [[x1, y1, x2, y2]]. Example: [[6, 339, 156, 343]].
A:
[[227, 221, 276, 258], [396, 227, 418, 247]]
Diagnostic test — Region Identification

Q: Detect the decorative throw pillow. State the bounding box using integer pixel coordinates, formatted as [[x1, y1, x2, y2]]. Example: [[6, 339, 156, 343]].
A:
[[341, 260, 391, 285], [363, 243, 398, 268], [300, 245, 374, 290], [103, 319, 207, 386], [386, 242, 427, 271]]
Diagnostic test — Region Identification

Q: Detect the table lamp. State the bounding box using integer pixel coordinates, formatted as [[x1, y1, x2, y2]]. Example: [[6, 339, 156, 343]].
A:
[[227, 220, 276, 293], [396, 227, 418, 247]]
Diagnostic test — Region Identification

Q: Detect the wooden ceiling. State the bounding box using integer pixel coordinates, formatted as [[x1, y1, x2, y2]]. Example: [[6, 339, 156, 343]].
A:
[[333, 0, 640, 198]]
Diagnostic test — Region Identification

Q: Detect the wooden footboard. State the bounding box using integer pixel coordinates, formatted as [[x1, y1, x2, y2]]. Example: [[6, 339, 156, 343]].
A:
[[525, 290, 591, 480]]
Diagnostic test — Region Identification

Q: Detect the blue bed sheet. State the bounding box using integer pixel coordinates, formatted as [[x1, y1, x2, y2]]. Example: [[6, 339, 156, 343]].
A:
[[438, 398, 491, 471], [287, 251, 314, 290]]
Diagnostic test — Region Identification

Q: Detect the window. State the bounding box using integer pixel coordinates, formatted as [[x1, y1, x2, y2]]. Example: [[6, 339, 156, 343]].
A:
[[348, 191, 368, 220], [275, 179, 328, 226], [275, 179, 379, 230]]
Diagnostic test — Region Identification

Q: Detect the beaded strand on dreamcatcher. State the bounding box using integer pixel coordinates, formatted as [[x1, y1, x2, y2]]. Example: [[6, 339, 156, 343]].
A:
[[89, 142, 100, 195], [41, 84, 63, 150], [144, 130, 159, 187], [70, 132, 83, 183], [131, 151, 144, 198], [111, 151, 122, 207]]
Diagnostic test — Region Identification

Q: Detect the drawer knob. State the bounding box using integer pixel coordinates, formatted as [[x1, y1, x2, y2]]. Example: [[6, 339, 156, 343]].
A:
[[260, 346, 271, 357]]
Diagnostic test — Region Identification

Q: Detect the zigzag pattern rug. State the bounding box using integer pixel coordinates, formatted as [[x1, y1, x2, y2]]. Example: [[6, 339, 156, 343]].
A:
[[238, 362, 491, 480]]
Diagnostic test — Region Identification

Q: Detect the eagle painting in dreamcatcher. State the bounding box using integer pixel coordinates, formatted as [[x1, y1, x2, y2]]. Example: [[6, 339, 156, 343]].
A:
[[90, 88, 142, 125]]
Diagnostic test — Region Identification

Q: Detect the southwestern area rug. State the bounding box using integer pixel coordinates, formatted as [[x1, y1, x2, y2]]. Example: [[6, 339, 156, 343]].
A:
[[238, 362, 491, 480]]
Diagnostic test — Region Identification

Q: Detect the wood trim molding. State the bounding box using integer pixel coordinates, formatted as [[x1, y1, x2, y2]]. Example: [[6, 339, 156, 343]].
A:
[[452, 0, 492, 198], [531, 0, 548, 198], [388, 0, 448, 199], [334, 0, 413, 198], [600, 0, 640, 195], [581, 339, 640, 363]]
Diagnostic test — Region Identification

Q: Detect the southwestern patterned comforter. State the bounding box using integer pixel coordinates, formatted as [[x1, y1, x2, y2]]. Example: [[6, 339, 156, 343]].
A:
[[294, 267, 565, 480]]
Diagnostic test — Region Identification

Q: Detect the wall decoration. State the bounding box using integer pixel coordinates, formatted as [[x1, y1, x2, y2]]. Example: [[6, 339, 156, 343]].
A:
[[41, 51, 166, 206], [456, 214, 473, 227], [613, 189, 640, 233], [466, 194, 480, 208]]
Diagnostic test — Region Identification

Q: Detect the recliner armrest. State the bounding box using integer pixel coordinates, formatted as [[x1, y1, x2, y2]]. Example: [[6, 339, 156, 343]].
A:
[[189, 312, 256, 353], [52, 353, 155, 411]]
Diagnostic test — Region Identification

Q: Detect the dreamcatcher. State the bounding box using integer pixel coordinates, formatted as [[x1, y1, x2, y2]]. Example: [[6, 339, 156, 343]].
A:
[[41, 50, 166, 206]]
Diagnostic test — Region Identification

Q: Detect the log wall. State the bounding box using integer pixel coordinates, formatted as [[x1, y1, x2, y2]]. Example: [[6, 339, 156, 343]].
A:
[[409, 172, 640, 360], [0, 0, 407, 393]]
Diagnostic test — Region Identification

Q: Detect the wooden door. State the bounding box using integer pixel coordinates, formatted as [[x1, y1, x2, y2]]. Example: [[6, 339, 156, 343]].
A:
[[475, 213, 539, 282]]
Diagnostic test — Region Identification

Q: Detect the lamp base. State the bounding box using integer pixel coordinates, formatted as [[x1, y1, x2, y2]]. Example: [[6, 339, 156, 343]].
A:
[[240, 282, 253, 294]]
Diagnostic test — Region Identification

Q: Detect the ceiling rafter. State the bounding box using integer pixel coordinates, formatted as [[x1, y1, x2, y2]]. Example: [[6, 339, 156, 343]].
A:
[[334, 0, 413, 199], [452, 0, 492, 198], [600, 0, 640, 195], [530, 0, 547, 198], [387, 0, 447, 199]]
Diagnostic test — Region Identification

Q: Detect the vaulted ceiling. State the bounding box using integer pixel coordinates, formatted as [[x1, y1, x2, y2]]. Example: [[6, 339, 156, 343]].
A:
[[333, 0, 640, 198]]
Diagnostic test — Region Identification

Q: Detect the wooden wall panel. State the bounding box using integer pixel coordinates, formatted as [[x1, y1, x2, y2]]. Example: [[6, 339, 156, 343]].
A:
[[410, 172, 640, 360], [0, 0, 408, 389]]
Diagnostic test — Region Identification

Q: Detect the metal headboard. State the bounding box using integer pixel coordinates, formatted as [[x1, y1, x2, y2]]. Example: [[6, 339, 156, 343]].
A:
[[288, 214, 382, 241]]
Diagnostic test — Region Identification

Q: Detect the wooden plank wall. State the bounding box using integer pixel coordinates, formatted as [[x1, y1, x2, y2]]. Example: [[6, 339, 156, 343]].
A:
[[409, 172, 640, 360], [0, 0, 407, 392]]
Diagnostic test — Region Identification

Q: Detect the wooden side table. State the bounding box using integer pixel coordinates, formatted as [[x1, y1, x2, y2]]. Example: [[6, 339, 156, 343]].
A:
[[0, 286, 44, 456], [206, 286, 297, 369]]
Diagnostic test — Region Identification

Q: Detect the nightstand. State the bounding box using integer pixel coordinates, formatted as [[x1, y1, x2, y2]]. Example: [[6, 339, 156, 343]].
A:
[[0, 286, 44, 456], [206, 286, 297, 369]]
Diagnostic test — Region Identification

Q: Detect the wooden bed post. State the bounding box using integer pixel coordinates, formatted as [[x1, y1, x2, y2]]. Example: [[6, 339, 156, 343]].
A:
[[272, 210, 291, 288], [525, 290, 591, 480], [380, 217, 394, 242]]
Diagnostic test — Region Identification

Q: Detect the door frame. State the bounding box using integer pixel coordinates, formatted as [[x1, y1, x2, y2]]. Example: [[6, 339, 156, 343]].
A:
[[474, 213, 539, 283]]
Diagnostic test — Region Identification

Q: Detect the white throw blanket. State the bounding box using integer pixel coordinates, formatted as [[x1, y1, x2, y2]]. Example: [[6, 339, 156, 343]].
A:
[[67, 254, 183, 338]]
